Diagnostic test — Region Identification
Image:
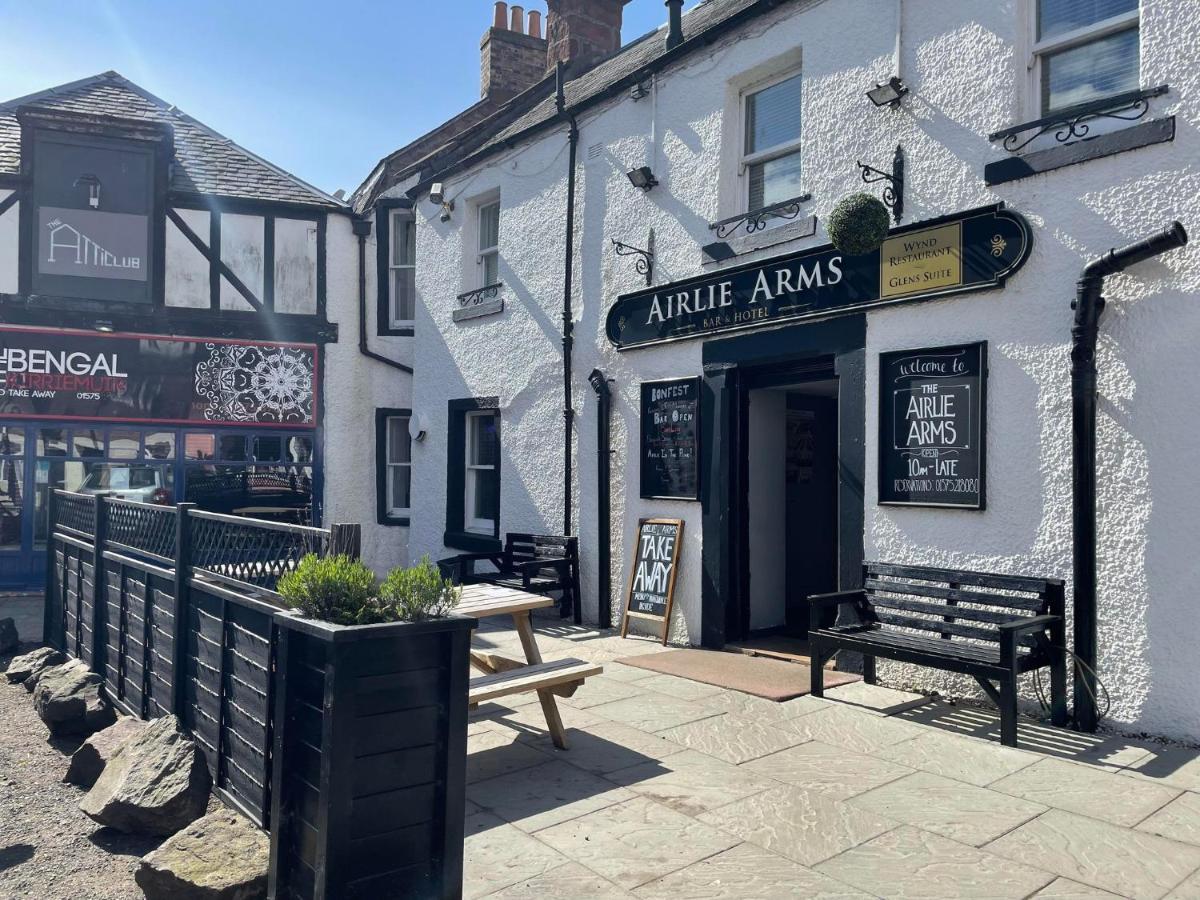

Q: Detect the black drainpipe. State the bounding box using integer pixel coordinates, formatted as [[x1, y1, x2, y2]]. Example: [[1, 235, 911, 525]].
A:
[[1071, 220, 1187, 732], [558, 62, 579, 548], [589, 369, 613, 629], [354, 216, 414, 375]]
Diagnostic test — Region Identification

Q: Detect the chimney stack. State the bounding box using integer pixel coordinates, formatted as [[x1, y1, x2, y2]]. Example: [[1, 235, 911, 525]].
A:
[[665, 0, 684, 50], [545, 0, 630, 72], [481, 2, 549, 100]]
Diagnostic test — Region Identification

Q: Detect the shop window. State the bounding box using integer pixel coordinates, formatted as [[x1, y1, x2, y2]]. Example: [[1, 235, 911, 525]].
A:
[[74, 430, 104, 457], [444, 398, 500, 551], [38, 429, 69, 457], [253, 435, 283, 462], [144, 432, 175, 460], [477, 199, 501, 288], [0, 457, 22, 550], [286, 435, 314, 464], [375, 409, 411, 525], [1035, 0, 1139, 113], [108, 429, 141, 460], [184, 433, 215, 460], [741, 71, 803, 212], [389, 209, 416, 328]]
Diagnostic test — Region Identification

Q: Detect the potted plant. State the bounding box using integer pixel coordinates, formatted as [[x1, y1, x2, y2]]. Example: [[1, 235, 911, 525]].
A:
[[268, 555, 475, 900], [827, 192, 892, 256]]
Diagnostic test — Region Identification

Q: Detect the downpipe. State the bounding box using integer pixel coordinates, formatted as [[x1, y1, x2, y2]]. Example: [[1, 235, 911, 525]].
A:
[[354, 217, 413, 375], [1071, 221, 1187, 732], [589, 369, 613, 630], [558, 62, 580, 619]]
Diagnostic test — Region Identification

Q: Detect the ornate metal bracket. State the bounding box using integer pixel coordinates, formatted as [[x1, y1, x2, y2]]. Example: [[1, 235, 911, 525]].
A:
[[989, 85, 1168, 153], [456, 283, 502, 307], [612, 231, 654, 286], [857, 144, 904, 224], [709, 193, 812, 240]]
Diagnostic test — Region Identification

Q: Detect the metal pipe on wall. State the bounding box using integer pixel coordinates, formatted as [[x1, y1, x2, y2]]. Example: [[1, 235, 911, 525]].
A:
[[354, 217, 414, 375], [558, 61, 579, 552], [1070, 220, 1187, 732], [589, 369, 613, 629]]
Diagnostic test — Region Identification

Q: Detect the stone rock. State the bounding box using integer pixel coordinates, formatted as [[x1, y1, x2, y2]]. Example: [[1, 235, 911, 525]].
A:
[[135, 808, 268, 900], [80, 714, 211, 836], [5, 645, 64, 685], [65, 717, 148, 788], [0, 617, 17, 653], [32, 659, 116, 736]]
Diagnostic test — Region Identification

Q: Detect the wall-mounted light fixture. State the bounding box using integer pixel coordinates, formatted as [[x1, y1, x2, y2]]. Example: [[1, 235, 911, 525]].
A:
[[866, 76, 909, 109], [626, 166, 659, 192], [93, 320, 115, 333], [429, 182, 455, 221], [74, 173, 102, 208], [630, 82, 650, 101]]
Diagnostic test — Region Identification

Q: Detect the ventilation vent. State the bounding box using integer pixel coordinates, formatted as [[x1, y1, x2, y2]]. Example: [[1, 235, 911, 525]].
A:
[[587, 143, 604, 161]]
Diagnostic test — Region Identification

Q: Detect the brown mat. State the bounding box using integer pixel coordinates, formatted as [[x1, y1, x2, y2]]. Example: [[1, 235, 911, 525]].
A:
[[617, 648, 860, 702]]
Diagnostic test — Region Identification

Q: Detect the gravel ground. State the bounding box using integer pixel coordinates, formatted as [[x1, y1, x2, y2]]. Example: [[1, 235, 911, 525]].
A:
[[0, 644, 150, 900]]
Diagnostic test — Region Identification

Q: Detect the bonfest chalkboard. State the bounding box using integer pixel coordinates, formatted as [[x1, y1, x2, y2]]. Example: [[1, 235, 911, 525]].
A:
[[640, 378, 700, 501], [879, 342, 986, 509], [621, 518, 684, 645]]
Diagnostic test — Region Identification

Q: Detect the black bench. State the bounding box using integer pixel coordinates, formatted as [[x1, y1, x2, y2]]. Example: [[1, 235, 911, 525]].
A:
[[439, 533, 580, 618], [808, 562, 1067, 747]]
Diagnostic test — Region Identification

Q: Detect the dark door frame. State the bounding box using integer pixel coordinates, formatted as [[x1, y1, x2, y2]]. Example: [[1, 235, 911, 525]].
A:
[[699, 315, 866, 648]]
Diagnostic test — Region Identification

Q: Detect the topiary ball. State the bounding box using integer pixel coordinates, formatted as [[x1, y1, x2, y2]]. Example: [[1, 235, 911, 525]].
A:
[[827, 192, 891, 256]]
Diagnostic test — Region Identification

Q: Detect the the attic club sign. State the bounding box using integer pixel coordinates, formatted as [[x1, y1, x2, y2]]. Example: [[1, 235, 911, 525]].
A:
[[879, 342, 987, 509], [606, 205, 1030, 349]]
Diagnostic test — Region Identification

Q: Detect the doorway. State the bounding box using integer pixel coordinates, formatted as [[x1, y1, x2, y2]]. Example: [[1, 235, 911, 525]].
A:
[[746, 379, 839, 638]]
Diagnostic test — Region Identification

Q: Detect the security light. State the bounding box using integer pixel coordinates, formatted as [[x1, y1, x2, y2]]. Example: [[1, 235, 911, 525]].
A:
[[74, 173, 102, 208], [93, 320, 115, 333], [867, 76, 909, 108], [626, 166, 659, 192], [429, 183, 446, 205]]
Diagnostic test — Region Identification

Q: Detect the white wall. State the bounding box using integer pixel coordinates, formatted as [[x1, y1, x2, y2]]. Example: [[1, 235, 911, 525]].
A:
[[747, 389, 787, 631], [321, 201, 414, 576], [409, 0, 1200, 742]]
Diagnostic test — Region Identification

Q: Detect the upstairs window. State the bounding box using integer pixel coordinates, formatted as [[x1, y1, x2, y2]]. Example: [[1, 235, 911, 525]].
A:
[[375, 408, 411, 525], [741, 72, 803, 212], [388, 209, 416, 327], [477, 200, 501, 288], [1036, 0, 1139, 113]]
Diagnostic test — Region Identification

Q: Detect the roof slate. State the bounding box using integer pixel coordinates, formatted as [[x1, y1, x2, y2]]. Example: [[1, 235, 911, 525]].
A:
[[0, 71, 344, 209]]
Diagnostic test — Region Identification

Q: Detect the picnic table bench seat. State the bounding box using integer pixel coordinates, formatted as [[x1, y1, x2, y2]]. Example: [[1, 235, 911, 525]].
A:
[[468, 658, 603, 706], [440, 533, 580, 619], [808, 562, 1067, 747]]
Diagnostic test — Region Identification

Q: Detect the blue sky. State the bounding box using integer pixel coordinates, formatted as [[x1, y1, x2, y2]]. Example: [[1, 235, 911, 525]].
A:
[[0, 1, 689, 195]]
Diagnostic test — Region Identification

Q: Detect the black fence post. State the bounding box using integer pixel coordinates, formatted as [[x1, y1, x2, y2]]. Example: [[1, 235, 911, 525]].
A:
[[42, 488, 58, 649], [328, 523, 361, 559], [172, 503, 195, 718], [91, 494, 110, 669]]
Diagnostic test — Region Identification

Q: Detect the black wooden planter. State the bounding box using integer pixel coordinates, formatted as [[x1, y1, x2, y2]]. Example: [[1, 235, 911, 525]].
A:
[[267, 612, 476, 900]]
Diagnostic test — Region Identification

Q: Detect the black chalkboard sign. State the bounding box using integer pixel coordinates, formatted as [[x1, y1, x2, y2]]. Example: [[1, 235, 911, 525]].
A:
[[879, 342, 987, 509], [640, 378, 700, 501], [621, 518, 684, 645]]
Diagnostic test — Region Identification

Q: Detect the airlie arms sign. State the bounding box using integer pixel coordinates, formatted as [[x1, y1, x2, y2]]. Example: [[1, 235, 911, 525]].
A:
[[606, 205, 1032, 349]]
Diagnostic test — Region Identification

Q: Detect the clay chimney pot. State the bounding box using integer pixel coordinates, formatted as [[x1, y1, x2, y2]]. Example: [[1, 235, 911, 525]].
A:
[[528, 9, 542, 38], [494, 1, 508, 29], [511, 5, 524, 32]]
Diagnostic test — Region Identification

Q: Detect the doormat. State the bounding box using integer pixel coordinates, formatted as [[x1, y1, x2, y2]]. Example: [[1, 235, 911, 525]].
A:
[[616, 648, 860, 702]]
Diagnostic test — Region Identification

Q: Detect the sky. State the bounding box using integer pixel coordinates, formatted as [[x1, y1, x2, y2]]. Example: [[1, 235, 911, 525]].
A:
[[0, 1, 693, 196]]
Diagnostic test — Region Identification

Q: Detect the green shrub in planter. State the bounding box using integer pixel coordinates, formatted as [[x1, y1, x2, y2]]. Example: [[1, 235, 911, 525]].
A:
[[379, 555, 461, 621], [277, 554, 378, 625], [827, 192, 891, 256]]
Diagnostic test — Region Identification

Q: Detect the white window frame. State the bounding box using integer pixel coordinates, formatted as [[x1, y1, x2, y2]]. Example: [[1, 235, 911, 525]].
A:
[[738, 68, 804, 214], [385, 414, 411, 518], [476, 200, 501, 289], [464, 410, 497, 534], [1028, 1, 1140, 116], [388, 208, 416, 329]]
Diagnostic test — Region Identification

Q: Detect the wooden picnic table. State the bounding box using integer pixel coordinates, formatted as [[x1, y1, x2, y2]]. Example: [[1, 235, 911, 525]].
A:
[[457, 583, 600, 749]]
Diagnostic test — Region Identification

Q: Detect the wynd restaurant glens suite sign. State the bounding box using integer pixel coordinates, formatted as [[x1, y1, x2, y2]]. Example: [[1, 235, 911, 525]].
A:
[[640, 378, 700, 501], [879, 342, 987, 509], [607, 205, 1030, 349], [0, 327, 317, 427]]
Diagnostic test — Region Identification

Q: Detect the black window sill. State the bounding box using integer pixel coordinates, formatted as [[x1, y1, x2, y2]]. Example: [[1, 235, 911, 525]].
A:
[[444, 531, 501, 553], [378, 515, 410, 527], [377, 326, 414, 337], [985, 117, 1175, 186]]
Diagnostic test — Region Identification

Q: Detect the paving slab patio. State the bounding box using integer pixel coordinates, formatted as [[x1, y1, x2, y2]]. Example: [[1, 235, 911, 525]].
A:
[[461, 623, 1200, 899]]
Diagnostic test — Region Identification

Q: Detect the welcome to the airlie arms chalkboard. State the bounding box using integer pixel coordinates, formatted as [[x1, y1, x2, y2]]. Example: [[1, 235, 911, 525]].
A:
[[606, 205, 1031, 349]]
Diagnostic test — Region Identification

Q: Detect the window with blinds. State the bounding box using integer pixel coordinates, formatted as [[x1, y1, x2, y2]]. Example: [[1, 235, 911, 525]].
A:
[[478, 200, 501, 288], [1035, 0, 1139, 114], [741, 71, 803, 212], [389, 209, 416, 326]]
